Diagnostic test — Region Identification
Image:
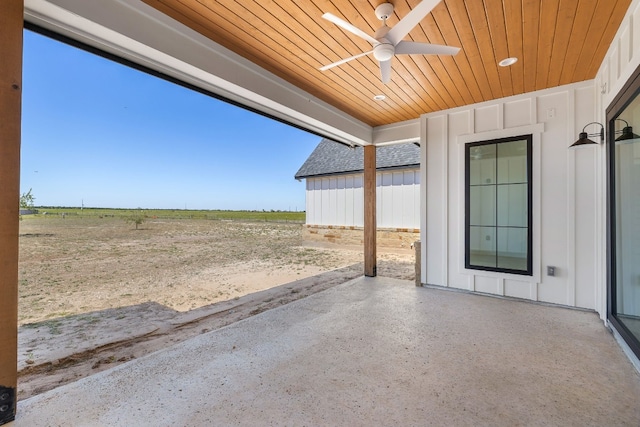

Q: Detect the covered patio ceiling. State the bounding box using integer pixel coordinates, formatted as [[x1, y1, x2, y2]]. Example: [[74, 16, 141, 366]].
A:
[[141, 0, 631, 127], [22, 0, 633, 145]]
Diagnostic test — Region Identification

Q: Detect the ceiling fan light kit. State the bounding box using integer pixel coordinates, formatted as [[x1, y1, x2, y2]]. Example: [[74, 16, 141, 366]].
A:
[[320, 0, 460, 84], [373, 42, 395, 61]]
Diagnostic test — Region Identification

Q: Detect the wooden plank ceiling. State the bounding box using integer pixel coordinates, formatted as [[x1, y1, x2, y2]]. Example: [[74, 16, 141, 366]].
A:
[[143, 0, 631, 127]]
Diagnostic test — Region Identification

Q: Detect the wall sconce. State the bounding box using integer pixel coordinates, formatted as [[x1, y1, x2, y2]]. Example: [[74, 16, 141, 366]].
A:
[[614, 119, 640, 142], [570, 122, 604, 148]]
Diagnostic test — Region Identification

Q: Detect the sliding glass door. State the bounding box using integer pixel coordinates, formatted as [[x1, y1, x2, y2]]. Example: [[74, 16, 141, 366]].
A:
[[608, 65, 640, 359]]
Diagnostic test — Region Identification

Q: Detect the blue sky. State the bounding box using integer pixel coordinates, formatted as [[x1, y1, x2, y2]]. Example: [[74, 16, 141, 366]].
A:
[[21, 30, 320, 211]]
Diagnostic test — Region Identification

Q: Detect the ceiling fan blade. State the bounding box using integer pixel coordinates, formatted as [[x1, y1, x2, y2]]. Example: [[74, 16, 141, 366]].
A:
[[395, 41, 460, 56], [322, 13, 380, 45], [386, 0, 442, 45], [380, 59, 392, 84], [319, 50, 374, 71]]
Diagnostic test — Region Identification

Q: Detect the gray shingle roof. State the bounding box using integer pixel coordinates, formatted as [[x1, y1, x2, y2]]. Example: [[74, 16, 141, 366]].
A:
[[295, 139, 420, 179]]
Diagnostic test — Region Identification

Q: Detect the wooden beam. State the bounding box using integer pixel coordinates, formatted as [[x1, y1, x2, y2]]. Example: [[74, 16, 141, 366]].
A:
[[364, 144, 376, 277], [0, 0, 23, 424]]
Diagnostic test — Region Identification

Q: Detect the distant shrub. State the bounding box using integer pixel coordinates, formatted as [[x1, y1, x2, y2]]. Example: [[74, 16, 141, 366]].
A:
[[19, 189, 36, 220], [125, 211, 146, 230]]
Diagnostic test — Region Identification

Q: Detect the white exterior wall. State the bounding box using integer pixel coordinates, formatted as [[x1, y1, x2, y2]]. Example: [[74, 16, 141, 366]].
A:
[[306, 169, 420, 229], [597, 0, 640, 112], [419, 0, 640, 323], [421, 80, 599, 311]]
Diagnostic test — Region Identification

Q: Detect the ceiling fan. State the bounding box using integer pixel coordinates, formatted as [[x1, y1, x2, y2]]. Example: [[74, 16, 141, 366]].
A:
[[320, 1, 460, 84]]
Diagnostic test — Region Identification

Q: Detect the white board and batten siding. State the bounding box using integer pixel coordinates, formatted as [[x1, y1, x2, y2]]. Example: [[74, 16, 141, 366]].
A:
[[421, 80, 600, 312], [306, 169, 420, 230], [419, 0, 640, 320]]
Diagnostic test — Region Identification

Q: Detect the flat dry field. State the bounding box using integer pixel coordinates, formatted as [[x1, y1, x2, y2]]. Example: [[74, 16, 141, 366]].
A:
[[19, 216, 413, 325], [17, 215, 414, 399]]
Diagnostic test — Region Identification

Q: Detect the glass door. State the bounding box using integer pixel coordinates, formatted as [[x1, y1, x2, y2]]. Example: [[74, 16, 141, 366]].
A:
[[609, 71, 640, 359]]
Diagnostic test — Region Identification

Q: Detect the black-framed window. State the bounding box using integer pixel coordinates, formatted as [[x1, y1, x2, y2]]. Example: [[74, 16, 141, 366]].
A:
[[607, 62, 640, 360], [465, 135, 533, 275]]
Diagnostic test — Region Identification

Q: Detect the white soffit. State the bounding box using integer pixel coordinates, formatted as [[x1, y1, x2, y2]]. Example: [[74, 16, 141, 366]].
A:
[[23, 0, 374, 146]]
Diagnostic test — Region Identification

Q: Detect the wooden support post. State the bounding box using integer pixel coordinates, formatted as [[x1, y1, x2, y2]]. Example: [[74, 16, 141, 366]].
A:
[[0, 0, 23, 424], [364, 145, 376, 277]]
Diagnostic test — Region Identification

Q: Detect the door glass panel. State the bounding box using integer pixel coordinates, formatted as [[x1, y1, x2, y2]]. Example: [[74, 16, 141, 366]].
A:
[[614, 95, 640, 343], [497, 184, 527, 227], [497, 227, 528, 271], [469, 145, 496, 185], [497, 140, 527, 184], [469, 185, 496, 226], [469, 226, 496, 267]]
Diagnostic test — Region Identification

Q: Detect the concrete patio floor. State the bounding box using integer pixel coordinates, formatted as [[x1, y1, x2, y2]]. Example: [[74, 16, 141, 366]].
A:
[[13, 277, 640, 426]]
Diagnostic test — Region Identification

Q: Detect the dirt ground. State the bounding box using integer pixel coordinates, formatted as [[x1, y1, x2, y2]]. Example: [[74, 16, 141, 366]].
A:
[[18, 216, 415, 400]]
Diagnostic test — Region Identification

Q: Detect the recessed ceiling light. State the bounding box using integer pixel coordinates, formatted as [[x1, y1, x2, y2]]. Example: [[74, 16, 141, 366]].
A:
[[373, 94, 386, 101], [499, 57, 518, 67]]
